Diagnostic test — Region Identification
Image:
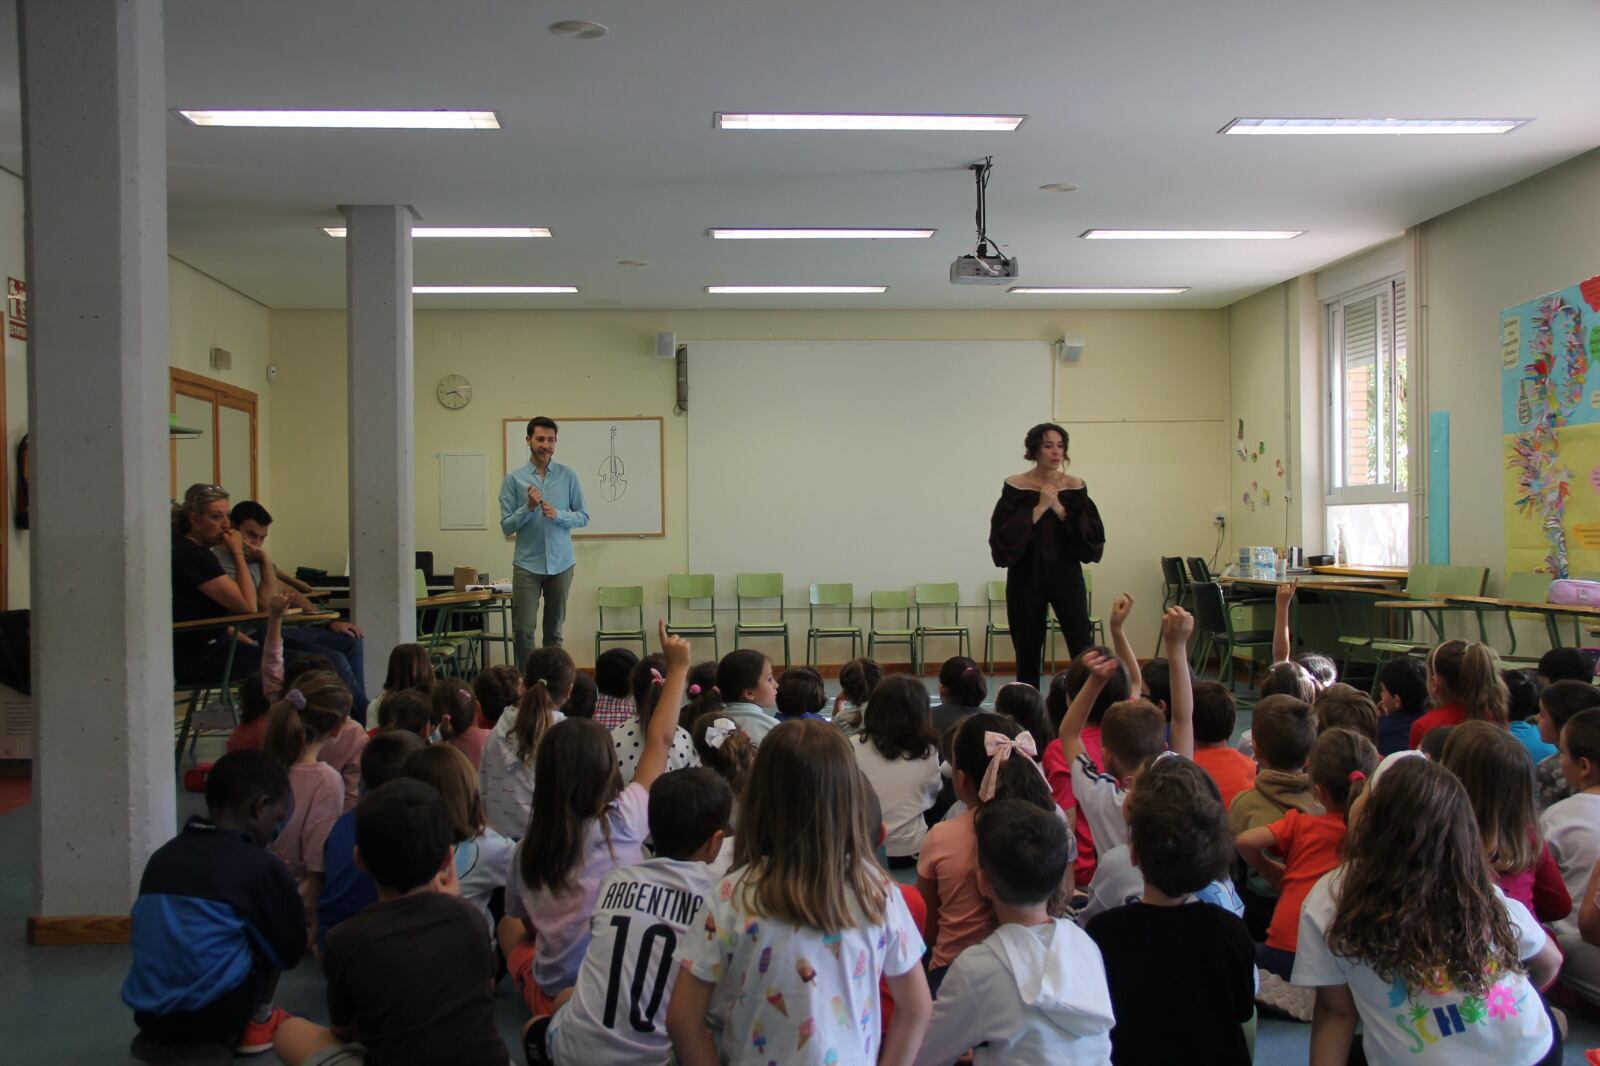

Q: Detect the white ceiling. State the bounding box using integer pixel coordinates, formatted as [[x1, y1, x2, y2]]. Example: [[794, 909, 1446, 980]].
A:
[[0, 0, 1597, 310]]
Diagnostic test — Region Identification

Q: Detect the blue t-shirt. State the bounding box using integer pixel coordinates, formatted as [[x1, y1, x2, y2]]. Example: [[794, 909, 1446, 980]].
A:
[[1376, 712, 1422, 756], [1509, 719, 1558, 763], [317, 809, 376, 948]]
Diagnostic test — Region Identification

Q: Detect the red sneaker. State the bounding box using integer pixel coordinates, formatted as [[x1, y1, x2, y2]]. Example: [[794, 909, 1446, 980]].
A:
[[235, 1006, 290, 1055]]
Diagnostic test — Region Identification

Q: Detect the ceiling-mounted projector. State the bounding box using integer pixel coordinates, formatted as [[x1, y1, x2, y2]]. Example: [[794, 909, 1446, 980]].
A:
[[950, 156, 1018, 285], [950, 253, 1020, 284]]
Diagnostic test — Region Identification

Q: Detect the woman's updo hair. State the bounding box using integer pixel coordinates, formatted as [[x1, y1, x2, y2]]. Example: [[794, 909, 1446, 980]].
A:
[[172, 482, 230, 536], [1023, 422, 1070, 462]]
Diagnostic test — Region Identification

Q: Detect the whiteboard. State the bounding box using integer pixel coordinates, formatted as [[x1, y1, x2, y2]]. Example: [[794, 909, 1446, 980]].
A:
[[502, 417, 664, 537], [439, 451, 487, 529], [687, 341, 1052, 604]]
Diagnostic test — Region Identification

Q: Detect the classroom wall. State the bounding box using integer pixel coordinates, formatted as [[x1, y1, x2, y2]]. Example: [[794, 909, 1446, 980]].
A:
[[1226, 283, 1295, 556], [1418, 147, 1600, 593], [265, 308, 1231, 664], [0, 164, 273, 610]]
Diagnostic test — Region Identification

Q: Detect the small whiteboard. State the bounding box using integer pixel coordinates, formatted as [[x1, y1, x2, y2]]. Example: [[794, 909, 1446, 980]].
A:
[[503, 417, 665, 537], [439, 452, 487, 529]]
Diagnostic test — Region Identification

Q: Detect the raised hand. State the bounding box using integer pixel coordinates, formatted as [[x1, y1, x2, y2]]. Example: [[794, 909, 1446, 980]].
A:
[[1275, 580, 1297, 610], [1110, 592, 1134, 630], [1161, 605, 1195, 645], [268, 590, 293, 618], [659, 619, 691, 670]]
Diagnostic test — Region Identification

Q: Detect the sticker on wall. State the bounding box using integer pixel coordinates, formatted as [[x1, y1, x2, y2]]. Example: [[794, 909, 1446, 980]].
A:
[[1237, 419, 1245, 441], [1235, 444, 1249, 460], [1250, 450, 1259, 462], [1258, 440, 1266, 455], [1241, 490, 1255, 512], [1262, 488, 1272, 506], [1275, 459, 1285, 478]]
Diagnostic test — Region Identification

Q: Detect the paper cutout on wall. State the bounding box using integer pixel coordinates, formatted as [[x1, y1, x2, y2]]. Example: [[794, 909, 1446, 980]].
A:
[[1237, 419, 1244, 441], [1262, 488, 1272, 506], [1275, 459, 1284, 478], [1241, 490, 1255, 512]]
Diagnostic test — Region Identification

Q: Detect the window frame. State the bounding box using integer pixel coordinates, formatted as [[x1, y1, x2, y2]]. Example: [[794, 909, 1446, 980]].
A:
[[1326, 276, 1407, 505]]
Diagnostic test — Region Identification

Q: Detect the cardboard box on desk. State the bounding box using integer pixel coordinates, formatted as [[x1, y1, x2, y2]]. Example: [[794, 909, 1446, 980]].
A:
[[453, 566, 483, 593]]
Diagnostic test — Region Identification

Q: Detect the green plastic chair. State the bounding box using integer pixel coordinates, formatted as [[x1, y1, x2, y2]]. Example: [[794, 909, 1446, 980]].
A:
[[1334, 565, 1444, 675], [1366, 565, 1489, 663], [1048, 570, 1105, 671], [1191, 580, 1273, 690], [595, 585, 648, 661], [174, 620, 247, 761], [914, 582, 971, 670], [665, 573, 719, 657], [735, 572, 789, 667], [1481, 572, 1555, 663], [868, 589, 918, 672], [415, 569, 483, 677], [807, 583, 862, 664], [984, 581, 1010, 672]]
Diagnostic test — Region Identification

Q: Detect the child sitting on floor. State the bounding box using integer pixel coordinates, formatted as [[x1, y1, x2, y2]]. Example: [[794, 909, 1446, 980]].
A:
[[1060, 607, 1196, 854], [473, 663, 523, 732], [852, 674, 942, 871], [1190, 680, 1256, 809], [591, 647, 638, 730], [832, 656, 884, 735], [1409, 639, 1510, 749], [775, 665, 829, 722], [264, 671, 353, 938], [273, 780, 509, 1066], [480, 646, 574, 838], [916, 799, 1114, 1065], [667, 719, 931, 1065], [1292, 754, 1561, 1065], [1086, 753, 1256, 1066], [714, 649, 780, 744], [1542, 707, 1600, 1003], [123, 751, 306, 1059], [316, 730, 423, 949], [1228, 693, 1321, 940], [1237, 727, 1378, 1020], [933, 656, 988, 736], [611, 652, 700, 781], [1313, 684, 1379, 745], [1534, 680, 1600, 810], [526, 767, 730, 1065], [1375, 655, 1429, 756], [401, 743, 514, 936], [1505, 668, 1554, 763], [500, 624, 688, 1019], [367, 643, 434, 726]]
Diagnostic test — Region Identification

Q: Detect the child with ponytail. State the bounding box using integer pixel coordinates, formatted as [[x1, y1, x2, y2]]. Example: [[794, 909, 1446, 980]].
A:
[[501, 623, 689, 1018], [435, 676, 490, 769], [1238, 727, 1378, 1018], [691, 712, 756, 875], [918, 711, 1068, 993], [832, 656, 884, 735], [1293, 754, 1561, 1065], [610, 653, 699, 781], [479, 646, 574, 838], [1409, 639, 1511, 749], [934, 656, 988, 737], [263, 670, 353, 933], [677, 660, 723, 732]]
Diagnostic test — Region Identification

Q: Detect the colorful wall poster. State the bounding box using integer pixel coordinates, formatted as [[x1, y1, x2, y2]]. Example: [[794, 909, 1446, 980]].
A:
[[1502, 275, 1600, 577]]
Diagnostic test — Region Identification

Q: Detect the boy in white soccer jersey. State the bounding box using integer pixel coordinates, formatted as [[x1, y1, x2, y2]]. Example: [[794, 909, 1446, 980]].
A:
[[525, 766, 732, 1065]]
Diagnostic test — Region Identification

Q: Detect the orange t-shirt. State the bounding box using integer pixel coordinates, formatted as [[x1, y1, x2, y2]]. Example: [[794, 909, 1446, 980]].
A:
[[1192, 745, 1258, 810], [1266, 808, 1347, 952]]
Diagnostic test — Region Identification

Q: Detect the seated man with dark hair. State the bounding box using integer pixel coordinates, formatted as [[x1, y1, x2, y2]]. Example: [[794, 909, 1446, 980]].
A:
[[219, 500, 369, 710], [123, 750, 306, 1058], [274, 780, 509, 1066]]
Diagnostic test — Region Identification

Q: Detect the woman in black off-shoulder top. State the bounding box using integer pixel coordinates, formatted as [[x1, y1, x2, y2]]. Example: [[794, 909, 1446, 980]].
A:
[[988, 422, 1105, 690]]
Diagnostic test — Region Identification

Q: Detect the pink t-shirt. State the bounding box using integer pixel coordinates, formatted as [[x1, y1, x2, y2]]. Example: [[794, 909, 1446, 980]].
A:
[[317, 719, 368, 813], [506, 780, 651, 993], [272, 760, 344, 915], [917, 810, 994, 968], [447, 726, 492, 772]]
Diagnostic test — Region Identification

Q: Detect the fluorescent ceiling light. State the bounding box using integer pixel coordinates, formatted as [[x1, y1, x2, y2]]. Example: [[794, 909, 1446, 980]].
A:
[[714, 113, 1025, 132], [413, 286, 577, 294], [1221, 117, 1528, 136], [706, 285, 888, 294], [1081, 229, 1304, 240], [176, 109, 500, 129], [324, 226, 550, 238], [1009, 286, 1190, 295], [709, 228, 936, 240]]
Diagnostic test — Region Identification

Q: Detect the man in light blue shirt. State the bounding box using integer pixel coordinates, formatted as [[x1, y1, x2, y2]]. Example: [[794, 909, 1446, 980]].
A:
[[499, 417, 589, 669]]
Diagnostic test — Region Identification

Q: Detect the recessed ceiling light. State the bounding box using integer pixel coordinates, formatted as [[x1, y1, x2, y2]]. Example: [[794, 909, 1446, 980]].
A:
[[1221, 117, 1529, 136], [176, 110, 501, 129], [324, 226, 549, 238], [1039, 183, 1079, 193], [708, 228, 936, 240], [1081, 229, 1304, 240], [617, 259, 649, 267], [706, 285, 889, 294], [1009, 286, 1190, 295], [714, 113, 1025, 132], [413, 286, 578, 294], [548, 20, 607, 39]]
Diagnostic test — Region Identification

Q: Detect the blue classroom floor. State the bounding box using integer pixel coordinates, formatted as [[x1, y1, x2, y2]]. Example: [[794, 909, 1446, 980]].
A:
[[3, 678, 1597, 1062]]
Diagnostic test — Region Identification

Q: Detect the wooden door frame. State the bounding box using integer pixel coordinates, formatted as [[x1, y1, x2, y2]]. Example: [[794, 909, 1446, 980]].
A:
[[169, 368, 258, 499]]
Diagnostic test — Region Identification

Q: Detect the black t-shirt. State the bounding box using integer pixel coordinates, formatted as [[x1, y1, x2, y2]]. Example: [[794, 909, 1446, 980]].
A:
[[324, 891, 508, 1066], [1086, 901, 1255, 1066], [172, 536, 227, 624]]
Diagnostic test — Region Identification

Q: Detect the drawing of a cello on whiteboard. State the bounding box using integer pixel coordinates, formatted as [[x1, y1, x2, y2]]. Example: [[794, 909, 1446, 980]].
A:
[[598, 425, 627, 502]]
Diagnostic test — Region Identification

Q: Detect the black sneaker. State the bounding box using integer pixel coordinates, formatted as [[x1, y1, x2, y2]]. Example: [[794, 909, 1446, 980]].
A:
[[523, 1015, 553, 1066]]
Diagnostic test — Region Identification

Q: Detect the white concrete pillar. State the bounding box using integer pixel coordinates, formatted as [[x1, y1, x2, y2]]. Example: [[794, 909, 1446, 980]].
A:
[[20, 0, 175, 924], [345, 206, 416, 696]]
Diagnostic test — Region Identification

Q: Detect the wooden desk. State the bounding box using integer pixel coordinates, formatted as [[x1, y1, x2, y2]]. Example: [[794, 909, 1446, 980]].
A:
[[1373, 600, 1451, 610], [1312, 565, 1409, 581], [173, 607, 339, 630], [415, 590, 492, 609], [1221, 576, 1406, 595], [1440, 594, 1600, 649]]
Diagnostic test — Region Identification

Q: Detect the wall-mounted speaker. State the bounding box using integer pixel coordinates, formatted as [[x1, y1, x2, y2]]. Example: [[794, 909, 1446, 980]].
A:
[[1055, 336, 1085, 363], [656, 331, 677, 360], [675, 344, 688, 413]]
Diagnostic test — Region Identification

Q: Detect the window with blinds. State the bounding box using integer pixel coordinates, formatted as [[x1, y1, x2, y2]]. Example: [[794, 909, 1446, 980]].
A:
[[1327, 276, 1408, 564]]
